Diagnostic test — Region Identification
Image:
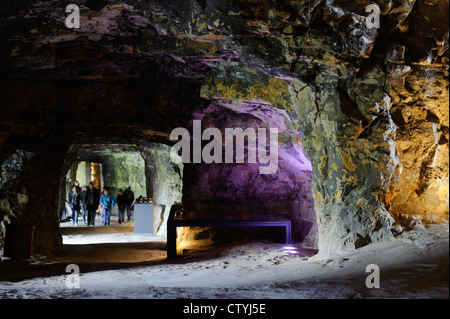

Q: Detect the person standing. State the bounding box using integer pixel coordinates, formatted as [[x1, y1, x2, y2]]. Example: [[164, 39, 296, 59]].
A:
[[98, 189, 105, 224], [100, 188, 115, 226], [116, 189, 126, 225], [80, 186, 88, 224], [69, 186, 81, 226], [86, 182, 100, 226], [74, 181, 81, 193], [123, 185, 135, 222]]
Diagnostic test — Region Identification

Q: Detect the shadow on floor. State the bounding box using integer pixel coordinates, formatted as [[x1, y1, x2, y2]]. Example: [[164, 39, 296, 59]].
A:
[[0, 239, 319, 283], [2, 222, 319, 283], [0, 240, 168, 282]]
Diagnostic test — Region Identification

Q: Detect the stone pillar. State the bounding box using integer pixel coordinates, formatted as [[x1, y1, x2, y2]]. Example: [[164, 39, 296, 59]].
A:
[[0, 135, 71, 254], [140, 143, 183, 235], [290, 67, 397, 257]]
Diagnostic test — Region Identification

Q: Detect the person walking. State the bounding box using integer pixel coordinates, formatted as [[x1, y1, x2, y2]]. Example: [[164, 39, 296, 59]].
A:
[[116, 189, 126, 225], [86, 182, 100, 226], [100, 188, 115, 226], [123, 185, 135, 222], [80, 186, 88, 224], [69, 186, 81, 226]]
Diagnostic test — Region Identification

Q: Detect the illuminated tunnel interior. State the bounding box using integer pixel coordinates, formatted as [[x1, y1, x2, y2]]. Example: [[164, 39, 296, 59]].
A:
[[0, 0, 448, 300]]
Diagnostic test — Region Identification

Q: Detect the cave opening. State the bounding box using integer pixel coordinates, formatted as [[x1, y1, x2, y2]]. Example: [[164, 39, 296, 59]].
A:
[[58, 141, 183, 253], [53, 125, 319, 260], [171, 112, 319, 256]]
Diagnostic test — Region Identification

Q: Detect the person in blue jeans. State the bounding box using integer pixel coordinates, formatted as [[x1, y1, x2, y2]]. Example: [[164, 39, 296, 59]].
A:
[[100, 188, 115, 226], [69, 186, 81, 226]]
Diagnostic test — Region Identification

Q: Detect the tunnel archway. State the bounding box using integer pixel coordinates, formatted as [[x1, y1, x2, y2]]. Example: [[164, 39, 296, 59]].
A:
[[177, 102, 318, 253], [0, 57, 397, 258], [0, 56, 205, 253], [55, 109, 318, 253], [59, 139, 184, 239], [0, 94, 320, 256], [0, 44, 324, 256]]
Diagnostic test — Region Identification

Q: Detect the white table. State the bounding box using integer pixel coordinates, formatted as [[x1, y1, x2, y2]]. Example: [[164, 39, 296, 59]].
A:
[[134, 203, 154, 234]]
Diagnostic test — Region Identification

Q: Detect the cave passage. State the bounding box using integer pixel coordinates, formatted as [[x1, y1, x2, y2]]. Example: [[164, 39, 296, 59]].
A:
[[58, 132, 318, 258], [59, 142, 181, 251], [0, 0, 448, 300]]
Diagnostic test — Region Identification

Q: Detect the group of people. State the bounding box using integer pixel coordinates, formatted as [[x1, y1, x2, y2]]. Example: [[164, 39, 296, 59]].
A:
[[68, 182, 135, 226]]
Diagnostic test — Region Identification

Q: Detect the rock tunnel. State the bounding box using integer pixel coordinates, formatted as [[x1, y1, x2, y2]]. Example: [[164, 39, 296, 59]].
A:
[[0, 0, 448, 264]]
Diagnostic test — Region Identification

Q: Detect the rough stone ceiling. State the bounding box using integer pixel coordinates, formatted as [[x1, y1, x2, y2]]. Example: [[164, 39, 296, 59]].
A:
[[74, 143, 142, 162], [0, 0, 446, 79]]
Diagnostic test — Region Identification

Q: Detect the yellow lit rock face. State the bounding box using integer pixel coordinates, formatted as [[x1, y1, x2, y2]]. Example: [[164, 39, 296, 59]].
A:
[[386, 64, 449, 226], [339, 149, 357, 172], [201, 75, 292, 110], [91, 163, 102, 191]]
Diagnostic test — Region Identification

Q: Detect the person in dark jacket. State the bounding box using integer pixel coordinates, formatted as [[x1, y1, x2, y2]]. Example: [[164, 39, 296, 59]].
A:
[[80, 186, 88, 224], [74, 181, 81, 193], [69, 186, 81, 226], [86, 182, 100, 226], [123, 185, 135, 222], [116, 189, 126, 225]]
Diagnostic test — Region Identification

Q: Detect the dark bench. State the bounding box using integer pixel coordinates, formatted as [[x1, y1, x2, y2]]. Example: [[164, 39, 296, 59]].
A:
[[167, 204, 292, 258]]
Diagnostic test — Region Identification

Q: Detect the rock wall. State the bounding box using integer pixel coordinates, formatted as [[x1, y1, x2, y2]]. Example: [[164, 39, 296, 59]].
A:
[[385, 60, 449, 227], [99, 152, 147, 197], [0, 138, 70, 254], [140, 143, 184, 235]]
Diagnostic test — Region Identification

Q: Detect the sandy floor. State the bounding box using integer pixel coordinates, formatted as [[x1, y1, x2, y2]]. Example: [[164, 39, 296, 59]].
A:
[[0, 222, 448, 299]]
